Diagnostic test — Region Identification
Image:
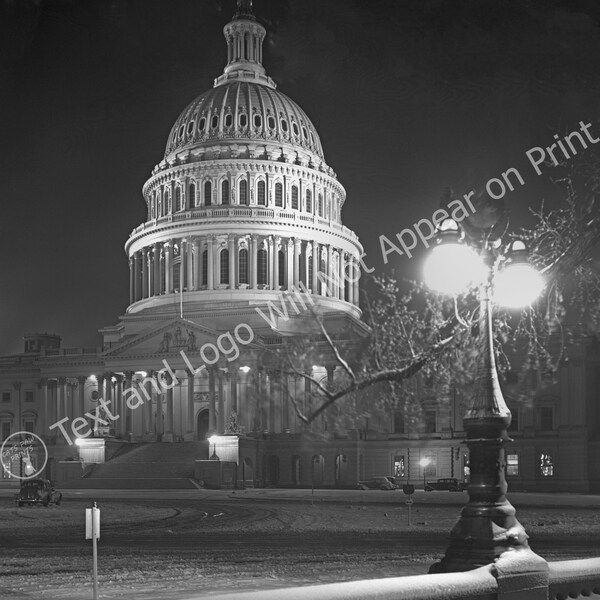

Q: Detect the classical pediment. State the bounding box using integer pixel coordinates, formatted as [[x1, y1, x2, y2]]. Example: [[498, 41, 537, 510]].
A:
[[102, 319, 222, 359]]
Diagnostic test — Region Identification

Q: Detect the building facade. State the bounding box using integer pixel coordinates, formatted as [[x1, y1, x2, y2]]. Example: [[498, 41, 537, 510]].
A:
[[1, 1, 598, 492]]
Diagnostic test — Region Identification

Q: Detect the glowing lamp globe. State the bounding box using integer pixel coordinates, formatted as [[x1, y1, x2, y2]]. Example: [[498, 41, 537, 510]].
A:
[[493, 241, 544, 308], [424, 220, 485, 295]]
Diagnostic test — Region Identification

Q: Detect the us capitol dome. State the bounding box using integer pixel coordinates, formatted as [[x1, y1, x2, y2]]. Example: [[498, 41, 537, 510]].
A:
[[124, 0, 363, 321]]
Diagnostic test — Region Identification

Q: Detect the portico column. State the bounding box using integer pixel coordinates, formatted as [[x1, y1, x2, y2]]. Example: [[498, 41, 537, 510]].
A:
[[185, 370, 195, 440], [230, 367, 238, 414], [164, 385, 174, 442], [77, 376, 86, 418], [217, 371, 225, 433], [123, 371, 133, 436], [115, 375, 124, 436], [208, 368, 217, 433], [339, 250, 346, 301], [286, 239, 294, 290], [250, 235, 258, 289], [129, 257, 134, 305], [141, 248, 148, 299], [312, 241, 319, 294], [192, 238, 200, 291], [348, 257, 355, 305], [293, 238, 301, 288], [56, 378, 66, 432], [104, 373, 113, 430], [228, 234, 235, 289], [165, 241, 173, 294], [153, 243, 161, 295], [327, 244, 334, 299], [207, 236, 215, 290], [353, 258, 360, 306], [144, 374, 155, 437], [186, 239, 194, 291], [272, 236, 280, 289]]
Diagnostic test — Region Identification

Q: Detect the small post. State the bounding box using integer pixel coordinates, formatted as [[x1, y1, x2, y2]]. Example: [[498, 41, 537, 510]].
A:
[[86, 501, 100, 600], [402, 483, 415, 528]]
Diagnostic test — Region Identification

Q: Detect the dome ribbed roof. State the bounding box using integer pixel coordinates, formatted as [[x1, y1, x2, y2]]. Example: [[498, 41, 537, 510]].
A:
[[165, 81, 325, 160]]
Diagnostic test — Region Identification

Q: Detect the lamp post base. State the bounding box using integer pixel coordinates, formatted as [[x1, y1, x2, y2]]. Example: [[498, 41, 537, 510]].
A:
[[429, 496, 530, 573]]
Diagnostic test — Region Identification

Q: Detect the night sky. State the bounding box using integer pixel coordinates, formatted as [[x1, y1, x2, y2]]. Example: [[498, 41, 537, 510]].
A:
[[1, 0, 600, 355]]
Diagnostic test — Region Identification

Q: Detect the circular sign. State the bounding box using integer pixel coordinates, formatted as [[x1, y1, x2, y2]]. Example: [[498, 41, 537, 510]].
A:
[[0, 432, 48, 480], [402, 483, 415, 495]]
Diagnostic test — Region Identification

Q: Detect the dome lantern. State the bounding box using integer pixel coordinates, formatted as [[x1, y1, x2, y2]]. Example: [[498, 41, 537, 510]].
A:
[[215, 0, 275, 89]]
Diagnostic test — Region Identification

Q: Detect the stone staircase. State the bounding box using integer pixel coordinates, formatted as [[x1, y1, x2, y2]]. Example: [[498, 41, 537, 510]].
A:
[[61, 441, 209, 489]]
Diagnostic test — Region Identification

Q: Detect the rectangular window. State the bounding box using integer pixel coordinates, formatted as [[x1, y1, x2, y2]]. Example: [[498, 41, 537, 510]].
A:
[[422, 452, 437, 478], [2, 392, 10, 403], [540, 452, 554, 477], [1, 422, 11, 440], [394, 455, 405, 478], [506, 454, 519, 476], [25, 391, 34, 403], [393, 411, 405, 434], [540, 407, 553, 431], [24, 421, 34, 434]]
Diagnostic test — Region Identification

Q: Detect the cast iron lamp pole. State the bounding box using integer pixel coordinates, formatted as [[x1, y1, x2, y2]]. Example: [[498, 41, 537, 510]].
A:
[[424, 221, 544, 573]]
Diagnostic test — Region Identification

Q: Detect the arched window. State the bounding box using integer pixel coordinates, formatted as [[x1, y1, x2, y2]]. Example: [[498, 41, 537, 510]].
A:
[[202, 250, 208, 286], [220, 249, 229, 285], [189, 182, 196, 207], [175, 187, 182, 212], [239, 248, 249, 284], [291, 185, 299, 210], [204, 181, 212, 206], [173, 258, 181, 291], [239, 180, 248, 205], [318, 194, 324, 217], [275, 182, 283, 207], [165, 190, 171, 214], [278, 249, 285, 287], [257, 180, 266, 206], [221, 180, 230, 205], [306, 189, 312, 213], [257, 248, 268, 285]]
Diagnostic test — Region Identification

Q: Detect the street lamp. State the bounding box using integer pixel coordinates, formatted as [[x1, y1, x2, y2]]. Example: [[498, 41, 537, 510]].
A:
[[419, 457, 430, 491], [208, 435, 220, 460], [424, 219, 544, 573]]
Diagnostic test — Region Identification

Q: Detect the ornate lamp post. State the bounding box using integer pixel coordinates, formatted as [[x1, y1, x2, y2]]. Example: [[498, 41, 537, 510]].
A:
[[424, 219, 544, 573]]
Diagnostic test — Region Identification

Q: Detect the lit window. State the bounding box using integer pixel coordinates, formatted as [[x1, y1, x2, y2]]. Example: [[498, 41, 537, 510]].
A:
[[239, 249, 249, 284], [275, 183, 283, 207], [506, 454, 519, 476], [239, 180, 248, 205], [221, 180, 230, 205], [291, 185, 299, 210], [394, 455, 406, 478], [257, 181, 266, 206], [220, 249, 229, 285], [257, 248, 268, 285], [204, 181, 212, 206], [540, 452, 554, 477]]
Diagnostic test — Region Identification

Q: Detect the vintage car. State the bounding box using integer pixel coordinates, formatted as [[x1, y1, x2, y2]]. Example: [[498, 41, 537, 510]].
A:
[[15, 479, 62, 507], [424, 478, 468, 492], [356, 477, 399, 491]]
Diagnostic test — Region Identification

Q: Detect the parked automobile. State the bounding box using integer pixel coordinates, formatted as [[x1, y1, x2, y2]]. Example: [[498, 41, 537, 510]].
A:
[[356, 477, 399, 490], [424, 478, 467, 492], [15, 479, 62, 507]]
